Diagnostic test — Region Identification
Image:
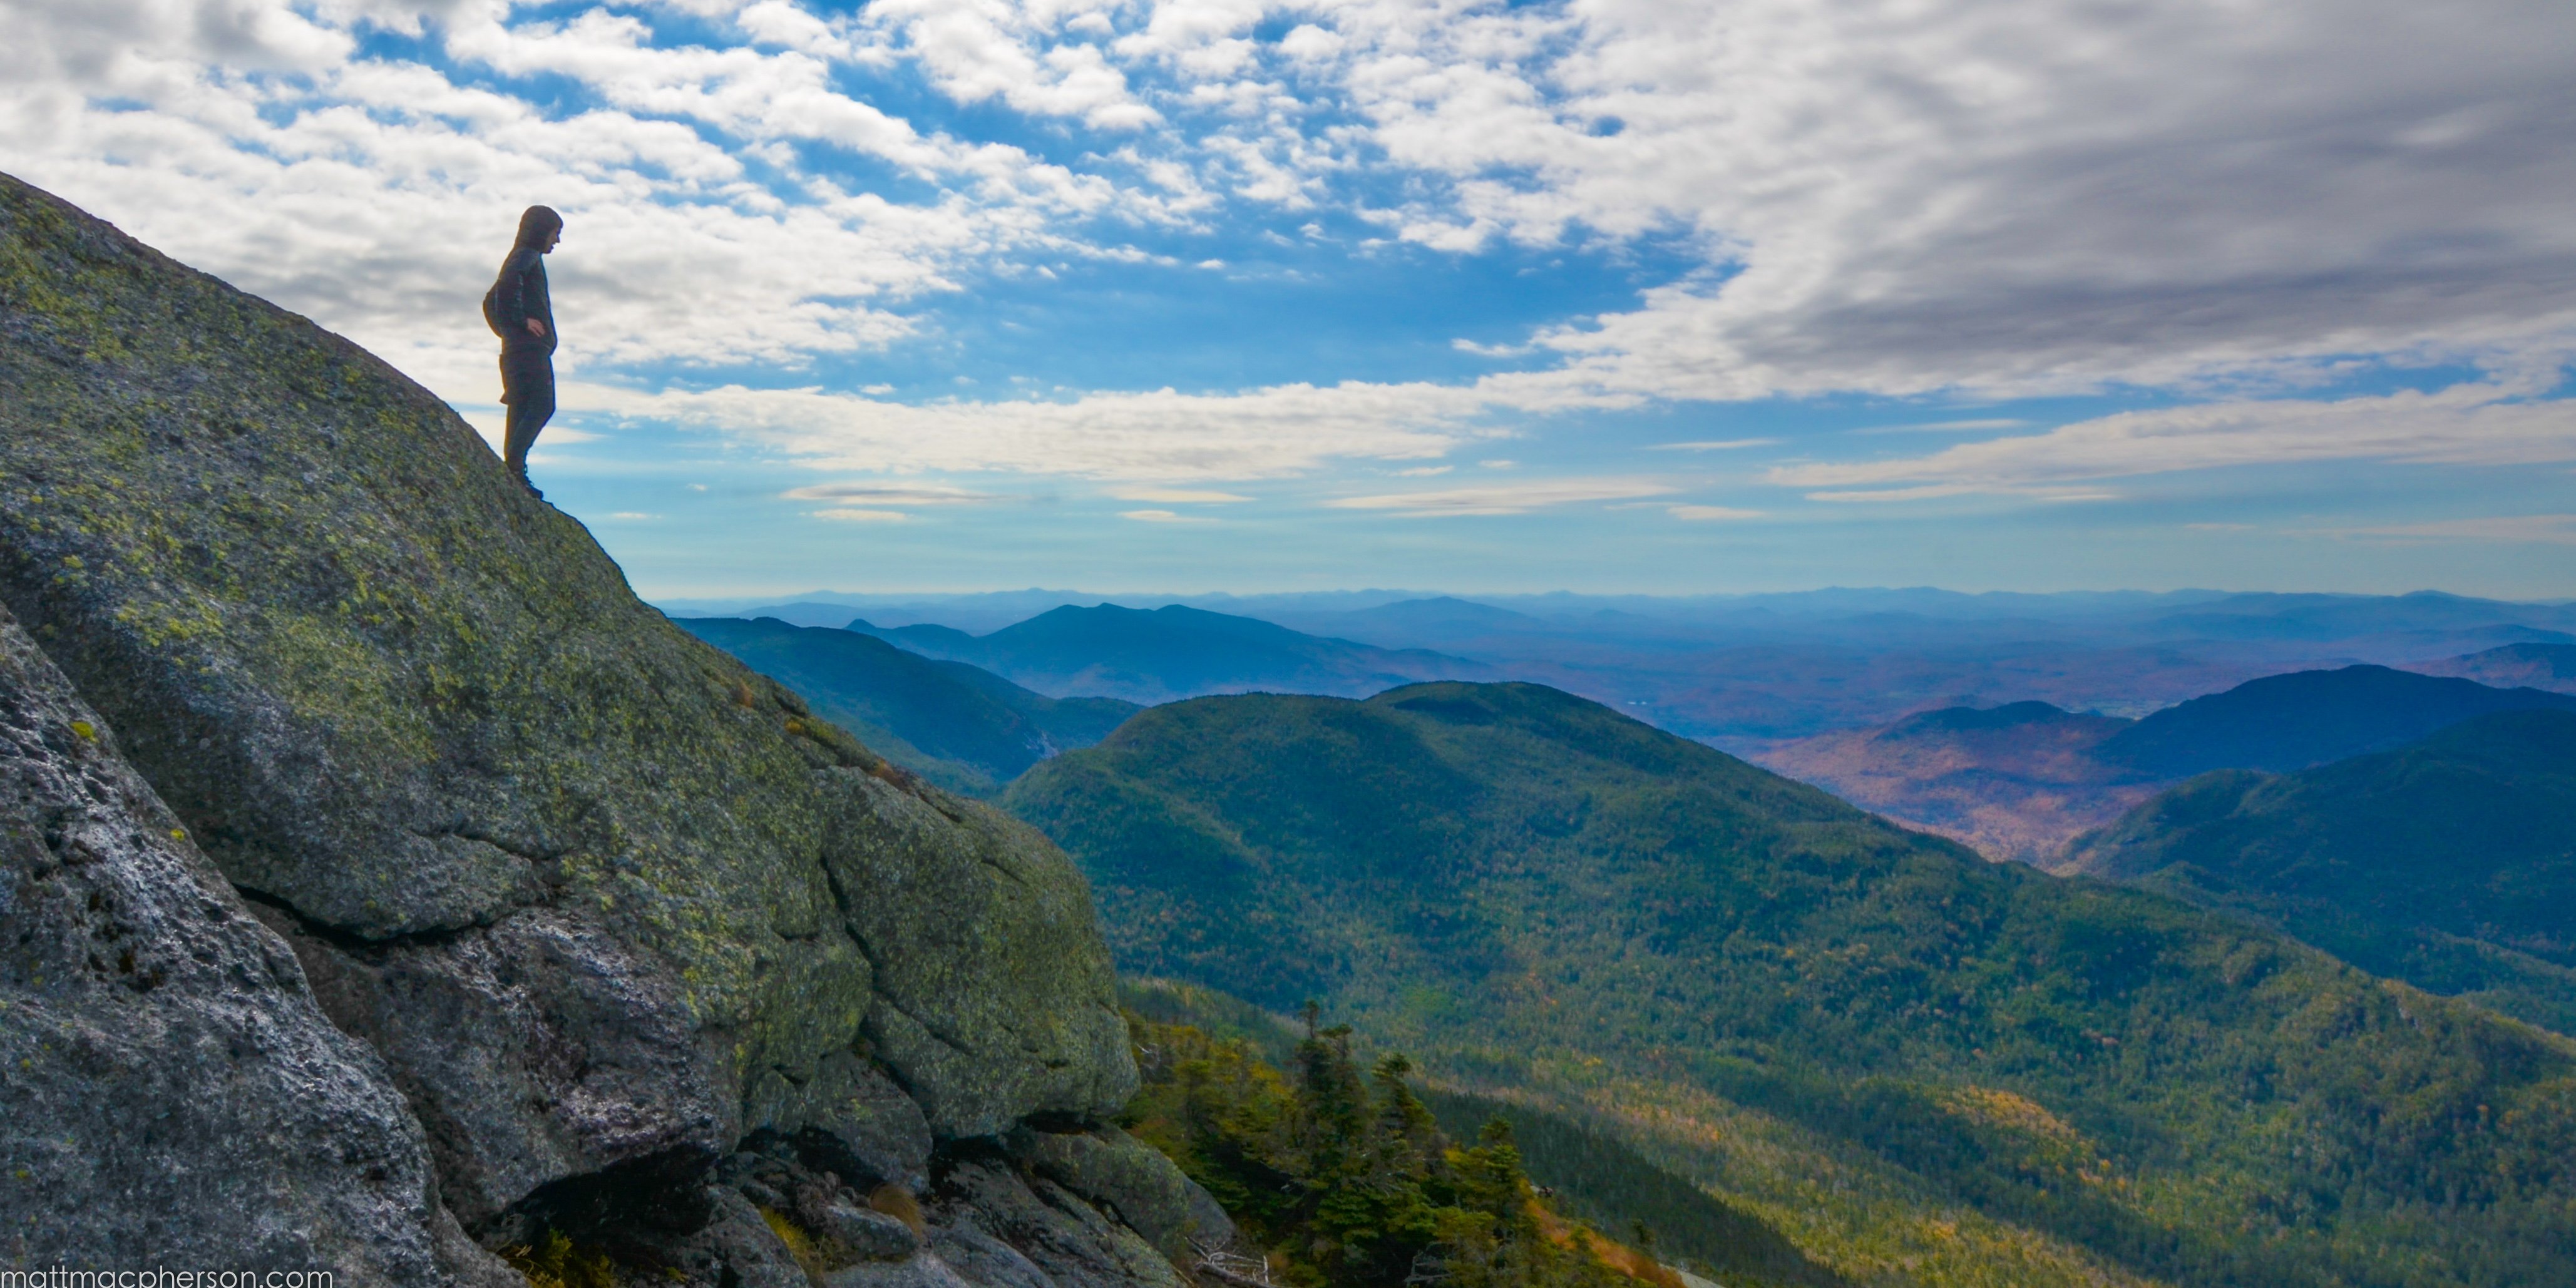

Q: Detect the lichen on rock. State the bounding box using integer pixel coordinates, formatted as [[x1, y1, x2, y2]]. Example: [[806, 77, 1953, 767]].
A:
[[0, 168, 1136, 1269], [0, 604, 510, 1284]]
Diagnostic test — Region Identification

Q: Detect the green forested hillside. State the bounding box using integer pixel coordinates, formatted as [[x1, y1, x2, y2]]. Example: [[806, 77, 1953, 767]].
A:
[[1118, 979, 1844, 1288], [675, 615, 1138, 794], [1119, 1002, 1798, 1288], [2065, 709, 2576, 1033], [1005, 683, 2576, 1288]]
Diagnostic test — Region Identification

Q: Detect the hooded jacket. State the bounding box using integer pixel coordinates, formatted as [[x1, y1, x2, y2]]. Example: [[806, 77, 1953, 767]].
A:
[[489, 206, 561, 356]]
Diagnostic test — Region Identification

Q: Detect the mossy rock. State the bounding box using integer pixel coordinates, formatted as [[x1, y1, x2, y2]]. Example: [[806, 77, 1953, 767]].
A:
[[0, 605, 512, 1283], [0, 171, 1134, 1225]]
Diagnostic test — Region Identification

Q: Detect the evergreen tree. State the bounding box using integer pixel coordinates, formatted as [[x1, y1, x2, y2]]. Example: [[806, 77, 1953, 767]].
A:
[[1119, 1013, 1646, 1288]]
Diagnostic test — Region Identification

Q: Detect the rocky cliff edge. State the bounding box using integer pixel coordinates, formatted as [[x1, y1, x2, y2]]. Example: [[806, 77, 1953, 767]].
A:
[[0, 171, 1219, 1286]]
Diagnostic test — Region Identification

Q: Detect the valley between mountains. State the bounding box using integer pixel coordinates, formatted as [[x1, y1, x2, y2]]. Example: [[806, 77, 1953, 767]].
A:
[[664, 605, 2576, 1286]]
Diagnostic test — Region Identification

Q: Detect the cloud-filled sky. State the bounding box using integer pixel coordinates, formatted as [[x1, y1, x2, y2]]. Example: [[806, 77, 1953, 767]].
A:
[[5, 0, 2573, 597]]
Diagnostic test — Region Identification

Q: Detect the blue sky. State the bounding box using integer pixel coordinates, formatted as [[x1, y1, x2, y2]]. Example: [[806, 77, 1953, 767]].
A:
[[6, 0, 2574, 598]]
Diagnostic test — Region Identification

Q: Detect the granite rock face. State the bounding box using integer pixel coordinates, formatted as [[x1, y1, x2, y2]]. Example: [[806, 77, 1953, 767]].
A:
[[1005, 1127, 1234, 1262], [930, 1157, 1190, 1288], [0, 169, 1167, 1280], [0, 606, 511, 1284]]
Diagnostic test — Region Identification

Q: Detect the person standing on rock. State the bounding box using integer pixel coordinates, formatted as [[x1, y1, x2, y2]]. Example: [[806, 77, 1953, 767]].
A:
[[485, 205, 562, 496]]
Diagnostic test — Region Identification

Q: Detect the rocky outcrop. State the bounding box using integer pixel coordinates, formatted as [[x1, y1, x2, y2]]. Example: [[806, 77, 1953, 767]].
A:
[[1003, 1127, 1234, 1262], [0, 171, 1204, 1284], [0, 606, 510, 1283]]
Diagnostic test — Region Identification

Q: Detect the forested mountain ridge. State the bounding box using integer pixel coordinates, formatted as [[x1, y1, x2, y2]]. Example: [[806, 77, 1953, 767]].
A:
[[2065, 708, 2576, 1033], [1749, 665, 2576, 863], [1117, 979, 1849, 1288], [2092, 663, 2576, 777], [1006, 681, 2576, 1287], [847, 602, 1487, 704], [675, 615, 1138, 795], [2409, 643, 2576, 694]]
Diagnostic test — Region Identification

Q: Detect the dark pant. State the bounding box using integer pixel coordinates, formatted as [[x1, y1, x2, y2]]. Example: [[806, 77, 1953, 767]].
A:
[[500, 349, 555, 476]]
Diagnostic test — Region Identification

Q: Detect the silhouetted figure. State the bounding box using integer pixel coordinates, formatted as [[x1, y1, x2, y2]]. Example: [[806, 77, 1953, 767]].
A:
[[484, 205, 562, 495]]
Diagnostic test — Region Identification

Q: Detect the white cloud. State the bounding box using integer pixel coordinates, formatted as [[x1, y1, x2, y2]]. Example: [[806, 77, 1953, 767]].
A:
[[2321, 514, 2576, 545], [812, 507, 910, 522], [572, 379, 1504, 481], [0, 0, 1171, 403], [782, 482, 1001, 505], [1120, 508, 1213, 522], [1668, 504, 1763, 521], [1853, 419, 2029, 435], [1325, 478, 1676, 517], [860, 0, 1160, 130], [1112, 487, 1253, 503], [1306, 0, 2576, 396], [1769, 379, 2576, 499], [6, 0, 2572, 489]]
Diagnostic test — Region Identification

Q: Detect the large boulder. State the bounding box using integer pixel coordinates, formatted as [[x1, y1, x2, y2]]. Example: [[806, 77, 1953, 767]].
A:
[[930, 1157, 1189, 1288], [0, 169, 1133, 1246], [1004, 1127, 1234, 1260], [0, 605, 508, 1284]]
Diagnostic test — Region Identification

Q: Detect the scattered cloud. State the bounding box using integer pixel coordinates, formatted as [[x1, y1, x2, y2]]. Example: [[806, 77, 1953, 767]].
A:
[[1650, 439, 1779, 452], [1770, 381, 2576, 500], [604, 511, 662, 521], [782, 482, 1001, 505], [6, 0, 2570, 537], [1852, 419, 2030, 435], [1120, 508, 1213, 523], [811, 507, 910, 522], [1328, 0, 2576, 399], [2321, 514, 2576, 544], [1326, 478, 1677, 518], [1803, 484, 2124, 504], [577, 380, 1502, 481], [1112, 487, 1253, 503], [1669, 505, 1764, 521]]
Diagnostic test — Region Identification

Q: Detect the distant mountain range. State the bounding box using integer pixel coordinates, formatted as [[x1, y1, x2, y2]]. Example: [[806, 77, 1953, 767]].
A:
[[1003, 680, 2576, 1288], [1750, 665, 2576, 861], [2064, 708, 2576, 1035], [655, 589, 2576, 740], [2089, 663, 2576, 777], [672, 615, 1139, 795], [2410, 642, 2576, 693], [846, 602, 1488, 705]]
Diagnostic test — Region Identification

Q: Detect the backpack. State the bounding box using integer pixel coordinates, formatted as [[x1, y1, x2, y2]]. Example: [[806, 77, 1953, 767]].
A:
[[482, 279, 507, 338]]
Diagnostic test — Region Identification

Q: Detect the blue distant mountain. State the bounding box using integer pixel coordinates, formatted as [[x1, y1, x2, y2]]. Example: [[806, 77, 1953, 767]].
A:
[[2094, 663, 2576, 777], [2411, 642, 2576, 693], [844, 603, 1489, 705], [2139, 590, 2576, 641], [1754, 665, 2576, 864], [674, 615, 1139, 794]]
